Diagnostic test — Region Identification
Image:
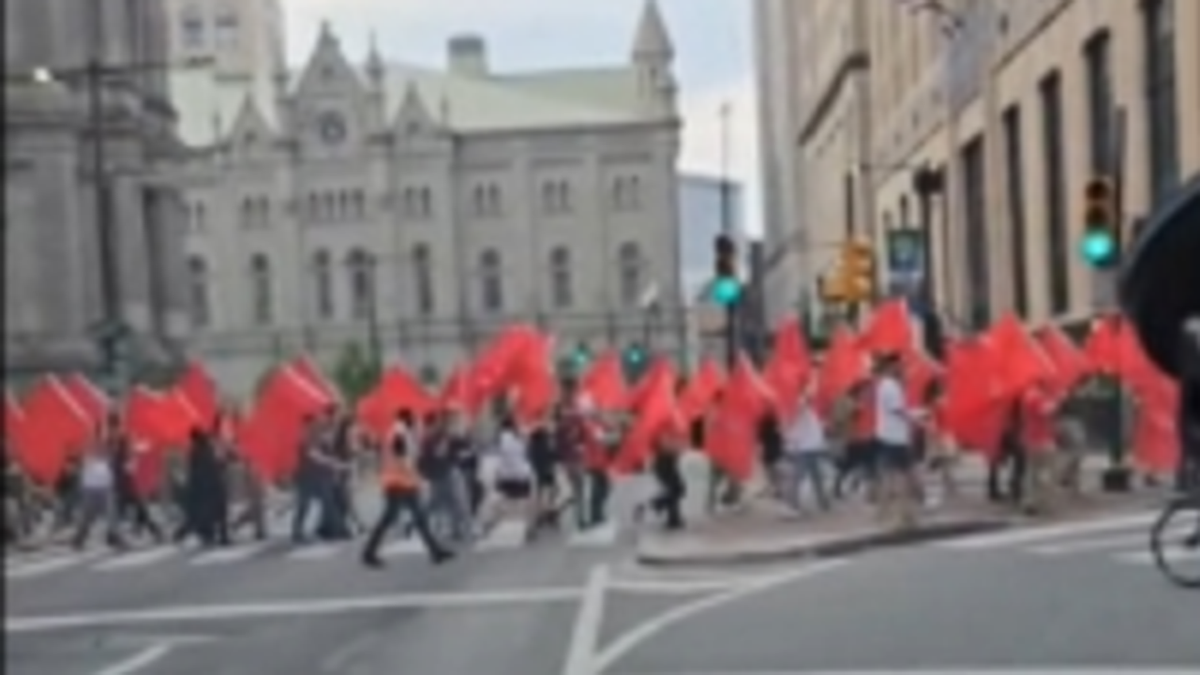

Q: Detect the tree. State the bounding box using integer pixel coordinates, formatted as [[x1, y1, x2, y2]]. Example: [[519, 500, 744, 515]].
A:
[[331, 341, 381, 403]]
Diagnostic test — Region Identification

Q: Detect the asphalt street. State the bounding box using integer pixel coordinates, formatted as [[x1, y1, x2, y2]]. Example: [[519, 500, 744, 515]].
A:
[[5, 461, 722, 675]]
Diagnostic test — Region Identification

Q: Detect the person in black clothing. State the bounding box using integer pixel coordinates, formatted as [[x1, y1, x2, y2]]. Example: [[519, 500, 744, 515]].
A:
[[110, 429, 163, 543], [527, 418, 560, 535], [988, 398, 1026, 505], [447, 411, 483, 517], [362, 409, 453, 567], [317, 416, 358, 540], [651, 437, 686, 530], [419, 411, 471, 542], [175, 427, 229, 546], [1178, 319, 1200, 492], [757, 412, 784, 498]]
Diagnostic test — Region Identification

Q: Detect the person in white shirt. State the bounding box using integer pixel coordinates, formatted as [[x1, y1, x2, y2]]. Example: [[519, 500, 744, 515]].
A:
[[873, 354, 924, 527], [783, 384, 832, 513], [71, 423, 124, 551], [479, 415, 537, 541]]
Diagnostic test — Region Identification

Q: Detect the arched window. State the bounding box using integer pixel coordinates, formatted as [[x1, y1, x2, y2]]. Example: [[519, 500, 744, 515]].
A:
[[240, 197, 253, 228], [899, 195, 911, 228], [308, 193, 320, 219], [346, 249, 376, 320], [549, 247, 572, 308], [322, 192, 335, 220], [557, 181, 571, 212], [419, 364, 440, 387], [617, 242, 642, 307], [351, 190, 365, 219], [215, 7, 239, 48], [187, 255, 210, 328], [257, 197, 270, 226], [541, 181, 556, 213], [486, 184, 502, 216], [412, 244, 435, 315], [312, 249, 334, 319], [249, 253, 273, 324], [473, 185, 487, 216], [180, 6, 204, 48], [479, 248, 503, 312], [418, 187, 433, 217], [882, 210, 894, 232]]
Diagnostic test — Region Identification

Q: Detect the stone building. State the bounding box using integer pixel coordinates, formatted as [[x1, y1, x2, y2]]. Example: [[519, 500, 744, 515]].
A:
[[164, 1, 686, 395], [755, 0, 1200, 329], [4, 0, 190, 383]]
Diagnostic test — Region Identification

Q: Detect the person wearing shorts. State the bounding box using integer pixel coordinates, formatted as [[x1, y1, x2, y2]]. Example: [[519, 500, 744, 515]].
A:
[[873, 354, 923, 528], [481, 416, 536, 540]]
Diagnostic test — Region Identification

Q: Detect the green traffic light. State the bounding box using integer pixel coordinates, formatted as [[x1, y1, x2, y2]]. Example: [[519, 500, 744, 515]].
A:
[[1080, 230, 1117, 266], [710, 277, 742, 306]]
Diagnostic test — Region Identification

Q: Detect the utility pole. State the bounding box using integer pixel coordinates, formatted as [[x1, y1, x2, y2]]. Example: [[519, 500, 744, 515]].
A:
[[719, 101, 737, 369], [1104, 105, 1132, 492]]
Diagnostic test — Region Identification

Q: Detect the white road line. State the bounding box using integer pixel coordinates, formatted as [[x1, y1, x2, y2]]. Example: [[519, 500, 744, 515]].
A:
[[7, 587, 583, 633], [380, 537, 424, 558], [562, 564, 609, 675], [91, 643, 173, 675], [93, 546, 177, 572], [286, 543, 343, 560], [190, 542, 270, 566], [1031, 532, 1151, 555], [607, 577, 764, 595], [6, 551, 103, 580], [937, 512, 1158, 550], [1115, 547, 1200, 567], [607, 669, 1200, 675], [476, 520, 528, 551], [567, 521, 619, 548], [590, 559, 851, 675], [614, 662, 1200, 667]]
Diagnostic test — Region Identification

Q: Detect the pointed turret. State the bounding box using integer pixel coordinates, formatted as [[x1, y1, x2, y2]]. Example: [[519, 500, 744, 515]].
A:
[[631, 0, 673, 61], [366, 32, 385, 84]]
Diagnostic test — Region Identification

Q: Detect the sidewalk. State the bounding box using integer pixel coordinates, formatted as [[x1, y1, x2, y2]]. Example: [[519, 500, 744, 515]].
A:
[[635, 475, 1165, 568]]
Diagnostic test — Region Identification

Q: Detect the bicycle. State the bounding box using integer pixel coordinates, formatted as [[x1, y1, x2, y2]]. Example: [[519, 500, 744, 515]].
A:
[[1150, 462, 1200, 589]]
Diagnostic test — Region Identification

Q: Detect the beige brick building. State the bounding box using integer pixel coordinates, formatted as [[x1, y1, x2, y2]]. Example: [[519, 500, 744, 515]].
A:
[[757, 0, 1200, 329]]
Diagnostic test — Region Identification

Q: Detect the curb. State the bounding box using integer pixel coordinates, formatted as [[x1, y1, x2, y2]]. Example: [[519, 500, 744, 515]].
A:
[[635, 517, 1012, 568]]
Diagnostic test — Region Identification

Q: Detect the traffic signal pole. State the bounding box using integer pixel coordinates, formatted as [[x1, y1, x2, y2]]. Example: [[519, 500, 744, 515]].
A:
[[1103, 105, 1132, 492], [719, 103, 737, 370]]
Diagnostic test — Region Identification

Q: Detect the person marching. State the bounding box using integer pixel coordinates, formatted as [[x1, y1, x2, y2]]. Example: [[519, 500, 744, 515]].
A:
[[361, 409, 453, 567]]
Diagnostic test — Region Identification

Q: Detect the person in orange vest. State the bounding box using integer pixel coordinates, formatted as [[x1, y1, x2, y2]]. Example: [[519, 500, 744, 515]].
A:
[[361, 409, 454, 567]]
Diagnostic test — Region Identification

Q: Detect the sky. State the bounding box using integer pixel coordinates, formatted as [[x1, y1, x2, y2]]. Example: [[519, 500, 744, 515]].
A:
[[283, 0, 762, 234]]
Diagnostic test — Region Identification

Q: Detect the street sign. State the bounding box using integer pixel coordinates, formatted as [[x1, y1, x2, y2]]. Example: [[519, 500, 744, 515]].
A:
[[885, 228, 926, 295]]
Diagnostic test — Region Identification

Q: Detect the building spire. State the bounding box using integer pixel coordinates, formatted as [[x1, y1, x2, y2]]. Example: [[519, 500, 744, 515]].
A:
[[631, 0, 672, 60]]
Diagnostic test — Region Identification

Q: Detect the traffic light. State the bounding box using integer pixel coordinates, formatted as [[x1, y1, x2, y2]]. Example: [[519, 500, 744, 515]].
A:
[[623, 342, 648, 381], [839, 239, 876, 303], [570, 342, 591, 369], [1081, 177, 1119, 268], [710, 234, 742, 306]]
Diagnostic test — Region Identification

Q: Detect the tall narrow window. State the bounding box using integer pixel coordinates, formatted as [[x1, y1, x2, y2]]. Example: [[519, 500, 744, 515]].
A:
[[215, 7, 239, 48], [549, 247, 572, 308], [1144, 0, 1179, 203], [249, 253, 273, 325], [1040, 70, 1070, 315], [472, 185, 487, 217], [843, 172, 857, 235], [1084, 30, 1114, 174], [412, 244, 435, 315], [181, 7, 204, 48], [187, 256, 210, 328], [959, 135, 991, 328], [312, 249, 334, 319], [479, 249, 503, 312], [346, 249, 376, 320], [618, 242, 643, 307], [1002, 105, 1030, 318]]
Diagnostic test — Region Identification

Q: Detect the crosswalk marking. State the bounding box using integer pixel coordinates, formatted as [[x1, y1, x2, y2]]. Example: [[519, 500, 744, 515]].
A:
[[1030, 531, 1150, 555], [476, 520, 528, 551], [1115, 546, 1198, 567], [285, 543, 342, 560], [937, 512, 1157, 550], [94, 546, 177, 571], [380, 537, 426, 558], [190, 542, 270, 566], [6, 550, 103, 580], [568, 521, 620, 547]]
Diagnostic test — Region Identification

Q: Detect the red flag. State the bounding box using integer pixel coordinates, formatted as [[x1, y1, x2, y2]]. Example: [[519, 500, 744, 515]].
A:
[[63, 373, 109, 424], [124, 386, 198, 449], [578, 350, 629, 411], [176, 360, 220, 427], [247, 365, 332, 479], [815, 328, 870, 416], [857, 299, 914, 355], [704, 354, 768, 481], [18, 376, 93, 484], [613, 360, 679, 474], [510, 333, 558, 427], [1083, 314, 1122, 376], [290, 354, 342, 403], [679, 359, 724, 421], [763, 320, 811, 411], [1036, 325, 1091, 396], [987, 313, 1055, 399], [357, 365, 434, 439]]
